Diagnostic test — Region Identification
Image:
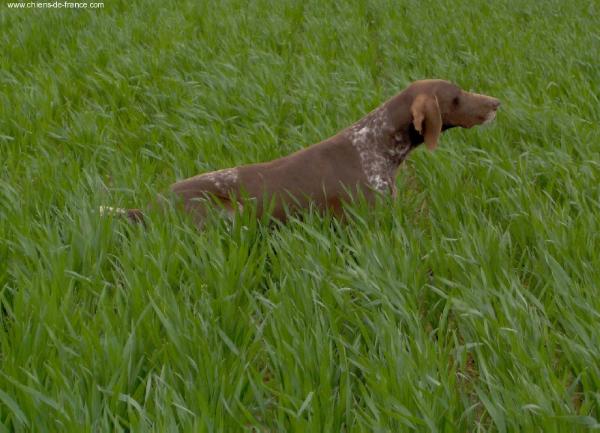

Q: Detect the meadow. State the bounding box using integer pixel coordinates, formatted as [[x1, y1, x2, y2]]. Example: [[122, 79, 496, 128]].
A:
[[1, 0, 599, 431]]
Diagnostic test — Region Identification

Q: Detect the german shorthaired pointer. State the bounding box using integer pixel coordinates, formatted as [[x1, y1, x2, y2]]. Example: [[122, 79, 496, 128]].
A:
[[101, 79, 500, 227]]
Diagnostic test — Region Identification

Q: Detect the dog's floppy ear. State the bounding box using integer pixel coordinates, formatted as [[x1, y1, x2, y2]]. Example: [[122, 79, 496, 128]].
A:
[[411, 94, 442, 150]]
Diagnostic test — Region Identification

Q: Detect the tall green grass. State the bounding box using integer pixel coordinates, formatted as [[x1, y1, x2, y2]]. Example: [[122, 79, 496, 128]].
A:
[[1, 0, 599, 431]]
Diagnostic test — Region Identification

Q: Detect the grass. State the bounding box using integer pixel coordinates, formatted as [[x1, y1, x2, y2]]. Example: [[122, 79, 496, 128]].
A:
[[1, 0, 599, 431]]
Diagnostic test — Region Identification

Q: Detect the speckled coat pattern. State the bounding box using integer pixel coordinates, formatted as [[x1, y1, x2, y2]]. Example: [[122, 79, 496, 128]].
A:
[[347, 103, 414, 196]]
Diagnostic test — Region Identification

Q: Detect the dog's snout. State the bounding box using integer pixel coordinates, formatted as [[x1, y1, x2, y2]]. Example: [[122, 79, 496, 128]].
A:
[[490, 99, 501, 110]]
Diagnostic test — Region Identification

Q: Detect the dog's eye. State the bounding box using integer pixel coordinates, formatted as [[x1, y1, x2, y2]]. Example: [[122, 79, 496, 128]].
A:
[[452, 96, 460, 106]]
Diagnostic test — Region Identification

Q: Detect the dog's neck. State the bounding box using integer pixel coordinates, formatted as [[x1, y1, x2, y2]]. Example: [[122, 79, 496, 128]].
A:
[[345, 101, 422, 192]]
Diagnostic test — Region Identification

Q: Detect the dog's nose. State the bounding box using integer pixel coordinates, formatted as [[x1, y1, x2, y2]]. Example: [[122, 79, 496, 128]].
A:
[[490, 99, 501, 110]]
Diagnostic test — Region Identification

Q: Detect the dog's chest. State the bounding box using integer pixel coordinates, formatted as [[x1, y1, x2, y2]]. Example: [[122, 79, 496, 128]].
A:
[[349, 124, 412, 193]]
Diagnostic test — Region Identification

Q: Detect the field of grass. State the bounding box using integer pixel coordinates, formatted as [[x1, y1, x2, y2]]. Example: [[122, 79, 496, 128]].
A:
[[1, 0, 599, 431]]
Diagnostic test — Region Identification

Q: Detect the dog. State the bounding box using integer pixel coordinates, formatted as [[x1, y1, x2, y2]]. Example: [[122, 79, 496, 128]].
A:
[[101, 79, 500, 227]]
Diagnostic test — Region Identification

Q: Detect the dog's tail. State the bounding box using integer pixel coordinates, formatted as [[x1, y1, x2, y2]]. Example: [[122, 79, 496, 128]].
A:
[[99, 205, 145, 225]]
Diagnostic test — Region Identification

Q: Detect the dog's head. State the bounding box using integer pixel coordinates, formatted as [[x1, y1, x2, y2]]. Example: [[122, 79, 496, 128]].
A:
[[408, 80, 500, 150]]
